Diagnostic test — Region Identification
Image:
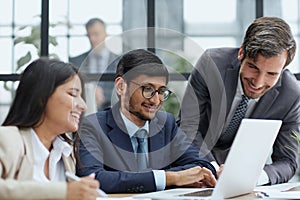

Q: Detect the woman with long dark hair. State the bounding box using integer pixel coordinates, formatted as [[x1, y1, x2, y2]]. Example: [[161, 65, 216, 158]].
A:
[[0, 57, 99, 200]]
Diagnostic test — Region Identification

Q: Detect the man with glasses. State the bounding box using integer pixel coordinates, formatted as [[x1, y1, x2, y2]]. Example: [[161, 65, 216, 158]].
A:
[[77, 49, 217, 193]]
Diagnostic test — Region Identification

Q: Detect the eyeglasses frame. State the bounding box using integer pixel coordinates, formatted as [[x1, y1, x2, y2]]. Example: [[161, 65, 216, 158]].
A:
[[129, 80, 172, 101]]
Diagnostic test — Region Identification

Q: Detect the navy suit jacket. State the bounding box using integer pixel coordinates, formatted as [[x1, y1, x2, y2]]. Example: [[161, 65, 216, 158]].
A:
[[179, 47, 300, 185], [77, 104, 216, 193]]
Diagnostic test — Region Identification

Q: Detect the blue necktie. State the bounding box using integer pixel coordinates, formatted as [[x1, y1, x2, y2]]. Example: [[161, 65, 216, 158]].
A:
[[224, 95, 250, 142], [135, 129, 148, 170]]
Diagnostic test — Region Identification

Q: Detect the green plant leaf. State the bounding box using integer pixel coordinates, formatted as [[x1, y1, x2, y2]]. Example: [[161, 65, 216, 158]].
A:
[[14, 15, 66, 72], [32, 40, 41, 50], [284, 145, 296, 152], [14, 36, 27, 45], [18, 25, 29, 31], [290, 130, 300, 144], [3, 81, 11, 91], [17, 52, 32, 71], [285, 130, 300, 153], [49, 36, 58, 46]]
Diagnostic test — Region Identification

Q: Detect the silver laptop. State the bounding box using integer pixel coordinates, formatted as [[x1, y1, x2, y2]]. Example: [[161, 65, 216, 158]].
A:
[[134, 119, 282, 199]]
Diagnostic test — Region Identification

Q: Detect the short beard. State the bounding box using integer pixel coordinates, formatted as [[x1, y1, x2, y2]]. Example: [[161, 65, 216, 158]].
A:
[[129, 109, 150, 121], [124, 90, 151, 122]]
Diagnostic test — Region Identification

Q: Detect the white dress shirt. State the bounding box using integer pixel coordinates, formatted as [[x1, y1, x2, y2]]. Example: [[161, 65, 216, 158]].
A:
[[88, 47, 110, 73], [120, 110, 166, 190], [31, 129, 72, 182]]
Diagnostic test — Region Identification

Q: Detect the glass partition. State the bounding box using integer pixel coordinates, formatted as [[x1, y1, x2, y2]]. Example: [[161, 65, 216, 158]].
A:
[[1, 0, 300, 124]]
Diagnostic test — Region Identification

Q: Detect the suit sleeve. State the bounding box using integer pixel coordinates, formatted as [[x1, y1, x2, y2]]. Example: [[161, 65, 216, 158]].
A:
[[76, 117, 157, 193], [164, 115, 216, 176], [178, 49, 226, 162], [0, 180, 67, 200], [264, 94, 300, 184]]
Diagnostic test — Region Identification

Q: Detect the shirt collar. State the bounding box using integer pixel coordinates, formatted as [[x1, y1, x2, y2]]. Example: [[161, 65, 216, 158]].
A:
[[119, 109, 149, 138], [52, 135, 72, 157], [31, 129, 72, 158]]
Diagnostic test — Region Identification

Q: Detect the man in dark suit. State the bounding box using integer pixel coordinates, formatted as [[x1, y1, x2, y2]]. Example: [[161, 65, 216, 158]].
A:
[[76, 49, 217, 193], [178, 17, 300, 185], [70, 18, 118, 111]]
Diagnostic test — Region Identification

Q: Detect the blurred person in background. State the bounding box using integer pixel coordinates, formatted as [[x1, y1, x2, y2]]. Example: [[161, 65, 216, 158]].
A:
[[70, 18, 118, 113]]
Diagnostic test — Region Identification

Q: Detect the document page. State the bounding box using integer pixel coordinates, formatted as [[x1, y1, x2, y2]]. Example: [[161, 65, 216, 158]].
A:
[[254, 182, 300, 199]]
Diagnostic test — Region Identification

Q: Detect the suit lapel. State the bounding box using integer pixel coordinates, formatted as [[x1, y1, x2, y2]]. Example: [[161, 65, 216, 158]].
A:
[[106, 105, 137, 170], [251, 87, 279, 118], [17, 129, 34, 180], [148, 115, 165, 169], [224, 66, 239, 115], [62, 153, 75, 174]]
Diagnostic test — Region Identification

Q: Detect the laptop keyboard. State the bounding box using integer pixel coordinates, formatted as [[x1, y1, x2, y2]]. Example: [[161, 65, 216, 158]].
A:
[[179, 188, 214, 197]]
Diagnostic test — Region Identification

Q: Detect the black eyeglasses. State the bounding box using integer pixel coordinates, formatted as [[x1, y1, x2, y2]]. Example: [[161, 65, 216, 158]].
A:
[[130, 80, 172, 101]]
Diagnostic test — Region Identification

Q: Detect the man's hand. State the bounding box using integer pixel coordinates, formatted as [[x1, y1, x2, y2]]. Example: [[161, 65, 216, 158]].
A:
[[217, 164, 224, 178], [166, 166, 217, 188]]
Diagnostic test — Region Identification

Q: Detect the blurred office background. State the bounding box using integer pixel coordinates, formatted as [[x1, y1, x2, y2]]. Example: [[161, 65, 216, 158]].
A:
[[0, 0, 299, 123]]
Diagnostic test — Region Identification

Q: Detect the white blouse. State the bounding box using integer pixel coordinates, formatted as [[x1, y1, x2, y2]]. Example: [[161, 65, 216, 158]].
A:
[[31, 129, 72, 182]]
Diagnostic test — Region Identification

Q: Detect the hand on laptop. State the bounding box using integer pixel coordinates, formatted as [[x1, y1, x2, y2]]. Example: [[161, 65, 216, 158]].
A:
[[165, 166, 217, 188], [217, 164, 224, 178]]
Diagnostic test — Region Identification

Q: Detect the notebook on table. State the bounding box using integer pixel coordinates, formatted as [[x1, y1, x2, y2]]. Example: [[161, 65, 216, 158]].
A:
[[133, 119, 282, 200]]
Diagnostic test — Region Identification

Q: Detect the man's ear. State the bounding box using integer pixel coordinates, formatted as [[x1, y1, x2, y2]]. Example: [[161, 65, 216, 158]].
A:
[[238, 46, 243, 60], [115, 77, 125, 95]]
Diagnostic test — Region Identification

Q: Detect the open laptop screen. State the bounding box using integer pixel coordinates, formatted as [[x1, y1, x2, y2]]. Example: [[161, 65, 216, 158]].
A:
[[134, 119, 282, 200]]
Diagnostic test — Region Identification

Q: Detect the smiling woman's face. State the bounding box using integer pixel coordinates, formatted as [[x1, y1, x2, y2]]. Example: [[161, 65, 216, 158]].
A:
[[43, 75, 87, 133]]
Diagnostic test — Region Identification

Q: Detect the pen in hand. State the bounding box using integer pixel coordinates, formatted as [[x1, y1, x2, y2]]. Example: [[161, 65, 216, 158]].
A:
[[65, 171, 108, 197]]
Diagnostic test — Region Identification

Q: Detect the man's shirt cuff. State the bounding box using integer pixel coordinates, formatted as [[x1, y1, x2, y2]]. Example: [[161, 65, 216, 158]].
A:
[[153, 170, 166, 190], [210, 161, 219, 171]]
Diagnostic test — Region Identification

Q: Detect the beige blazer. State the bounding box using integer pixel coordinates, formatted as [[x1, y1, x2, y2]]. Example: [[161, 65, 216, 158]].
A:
[[0, 126, 75, 200]]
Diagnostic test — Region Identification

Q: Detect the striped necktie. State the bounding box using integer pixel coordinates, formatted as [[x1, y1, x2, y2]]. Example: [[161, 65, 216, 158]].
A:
[[223, 95, 250, 143]]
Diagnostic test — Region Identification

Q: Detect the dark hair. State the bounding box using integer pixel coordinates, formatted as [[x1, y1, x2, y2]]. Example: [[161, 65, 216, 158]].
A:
[[2, 57, 85, 143], [85, 18, 106, 30], [116, 49, 169, 83], [241, 17, 296, 67]]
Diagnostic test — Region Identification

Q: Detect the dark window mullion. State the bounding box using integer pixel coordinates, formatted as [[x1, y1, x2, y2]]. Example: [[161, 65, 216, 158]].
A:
[[256, 0, 263, 18], [147, 0, 155, 53], [41, 0, 49, 56]]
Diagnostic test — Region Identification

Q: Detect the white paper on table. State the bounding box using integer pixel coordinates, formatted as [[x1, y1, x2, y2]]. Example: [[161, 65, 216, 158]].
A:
[[254, 182, 300, 199]]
